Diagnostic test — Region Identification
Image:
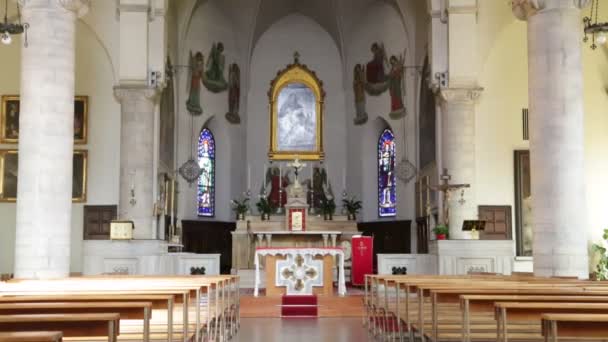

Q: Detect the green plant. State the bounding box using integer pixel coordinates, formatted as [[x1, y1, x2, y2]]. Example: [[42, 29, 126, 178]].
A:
[[592, 228, 608, 281], [321, 198, 336, 216], [433, 225, 449, 236], [255, 197, 274, 215], [230, 198, 249, 215], [342, 196, 363, 215]]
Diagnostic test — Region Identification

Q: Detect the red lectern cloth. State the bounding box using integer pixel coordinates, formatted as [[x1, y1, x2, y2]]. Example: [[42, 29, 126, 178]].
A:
[[351, 236, 373, 286]]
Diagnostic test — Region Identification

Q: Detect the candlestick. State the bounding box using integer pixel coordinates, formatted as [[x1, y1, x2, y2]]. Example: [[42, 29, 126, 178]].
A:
[[263, 163, 266, 189], [170, 177, 175, 223], [342, 167, 346, 190], [247, 164, 251, 190], [279, 163, 282, 185], [310, 164, 314, 190]]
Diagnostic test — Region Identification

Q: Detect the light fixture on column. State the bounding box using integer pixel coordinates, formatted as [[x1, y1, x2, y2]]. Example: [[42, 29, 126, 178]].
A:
[[583, 0, 608, 49], [0, 0, 28, 47]]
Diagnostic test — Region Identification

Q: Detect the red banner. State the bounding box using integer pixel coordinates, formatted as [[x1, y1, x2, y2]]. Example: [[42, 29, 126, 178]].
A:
[[351, 236, 373, 286]]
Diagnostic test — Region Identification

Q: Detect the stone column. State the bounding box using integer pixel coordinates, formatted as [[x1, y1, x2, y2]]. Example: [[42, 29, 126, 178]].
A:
[[437, 87, 482, 239], [114, 86, 159, 239], [13, 0, 88, 279], [513, 0, 590, 278]]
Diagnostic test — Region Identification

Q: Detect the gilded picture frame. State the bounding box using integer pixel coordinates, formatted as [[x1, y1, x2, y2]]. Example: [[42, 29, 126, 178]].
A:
[[0, 149, 88, 202], [268, 54, 325, 161], [0, 95, 88, 144]]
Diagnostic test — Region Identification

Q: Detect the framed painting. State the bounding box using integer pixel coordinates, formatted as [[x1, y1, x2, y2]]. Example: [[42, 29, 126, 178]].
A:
[[514, 150, 531, 256], [0, 149, 87, 202], [268, 54, 325, 161], [1, 96, 20, 143], [0, 95, 88, 144]]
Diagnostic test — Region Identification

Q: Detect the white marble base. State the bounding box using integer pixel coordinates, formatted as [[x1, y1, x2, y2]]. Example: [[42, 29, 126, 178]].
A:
[[430, 240, 514, 275], [377, 254, 437, 275], [83, 240, 220, 276]]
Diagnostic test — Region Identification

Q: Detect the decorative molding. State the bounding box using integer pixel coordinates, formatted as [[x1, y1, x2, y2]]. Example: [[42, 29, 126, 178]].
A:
[[512, 0, 591, 20], [437, 87, 483, 104], [113, 85, 160, 103]]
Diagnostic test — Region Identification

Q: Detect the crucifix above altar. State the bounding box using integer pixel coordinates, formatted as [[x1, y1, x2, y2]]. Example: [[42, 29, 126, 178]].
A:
[[285, 157, 309, 231], [427, 168, 470, 227]]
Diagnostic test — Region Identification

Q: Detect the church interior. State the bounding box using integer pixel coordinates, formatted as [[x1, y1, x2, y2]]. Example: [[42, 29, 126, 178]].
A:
[[2, 0, 608, 341]]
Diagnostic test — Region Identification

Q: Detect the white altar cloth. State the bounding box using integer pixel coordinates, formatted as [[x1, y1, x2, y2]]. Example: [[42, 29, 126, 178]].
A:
[[254, 247, 346, 297]]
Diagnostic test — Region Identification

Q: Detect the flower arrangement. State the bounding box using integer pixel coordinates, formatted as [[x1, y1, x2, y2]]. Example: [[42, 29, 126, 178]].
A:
[[230, 198, 249, 220], [342, 196, 362, 220], [433, 225, 449, 240], [321, 198, 336, 220], [256, 197, 274, 220], [592, 228, 608, 281]]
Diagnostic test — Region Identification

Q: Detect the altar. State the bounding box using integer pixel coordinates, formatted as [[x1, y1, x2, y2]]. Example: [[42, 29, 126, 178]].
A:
[[253, 247, 346, 297]]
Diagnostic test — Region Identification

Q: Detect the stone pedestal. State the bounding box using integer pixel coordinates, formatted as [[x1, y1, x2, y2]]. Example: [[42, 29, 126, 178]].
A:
[[13, 0, 89, 279], [437, 87, 482, 239], [513, 0, 590, 278], [430, 240, 514, 275], [114, 86, 159, 239]]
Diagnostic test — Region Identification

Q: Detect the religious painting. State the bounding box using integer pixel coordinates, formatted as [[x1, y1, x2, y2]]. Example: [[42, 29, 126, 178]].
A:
[[269, 53, 324, 161], [514, 150, 532, 256], [378, 129, 396, 217], [0, 149, 87, 202], [418, 57, 436, 169], [0, 96, 20, 143], [1, 95, 88, 144], [74, 96, 88, 144], [159, 58, 175, 169], [197, 128, 215, 217], [0, 150, 18, 201]]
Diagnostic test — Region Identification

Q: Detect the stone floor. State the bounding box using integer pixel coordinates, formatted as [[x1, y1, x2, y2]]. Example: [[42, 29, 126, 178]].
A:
[[232, 318, 372, 342]]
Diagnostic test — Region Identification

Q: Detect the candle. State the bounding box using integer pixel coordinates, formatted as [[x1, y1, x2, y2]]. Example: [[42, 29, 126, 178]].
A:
[[342, 167, 346, 190], [279, 163, 282, 187], [170, 177, 175, 221], [263, 163, 267, 189], [247, 164, 251, 190], [426, 176, 430, 203], [310, 163, 314, 189]]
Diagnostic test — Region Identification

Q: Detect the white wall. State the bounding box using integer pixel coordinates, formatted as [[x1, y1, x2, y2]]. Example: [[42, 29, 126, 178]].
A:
[[0, 12, 121, 274]]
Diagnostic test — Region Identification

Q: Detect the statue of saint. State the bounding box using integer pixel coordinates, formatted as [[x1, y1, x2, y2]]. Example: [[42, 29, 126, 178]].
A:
[[353, 64, 368, 125], [225, 63, 241, 124], [366, 42, 387, 84], [203, 42, 228, 92], [186, 51, 204, 115], [388, 54, 406, 119]]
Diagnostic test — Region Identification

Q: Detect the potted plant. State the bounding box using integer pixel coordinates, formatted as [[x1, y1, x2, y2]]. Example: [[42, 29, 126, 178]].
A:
[[592, 228, 608, 281], [230, 198, 249, 221], [433, 225, 449, 240], [321, 198, 336, 220], [342, 196, 362, 221], [256, 197, 274, 221]]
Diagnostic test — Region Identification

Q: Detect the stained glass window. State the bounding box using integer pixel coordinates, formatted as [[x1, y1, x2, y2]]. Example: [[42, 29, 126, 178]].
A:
[[198, 128, 215, 217], [378, 128, 396, 217]]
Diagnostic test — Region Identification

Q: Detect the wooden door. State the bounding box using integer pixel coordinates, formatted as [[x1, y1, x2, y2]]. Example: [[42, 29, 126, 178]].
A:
[[478, 205, 512, 240], [83, 205, 117, 240]]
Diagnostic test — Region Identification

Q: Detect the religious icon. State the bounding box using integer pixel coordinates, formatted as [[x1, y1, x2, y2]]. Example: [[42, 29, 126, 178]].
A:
[[353, 64, 368, 125], [388, 54, 406, 119], [265, 166, 290, 209], [186, 51, 205, 115], [160, 58, 176, 169], [277, 83, 317, 152], [74, 96, 88, 144], [366, 42, 387, 84], [203, 42, 228, 93], [225, 63, 241, 124], [72, 150, 88, 202]]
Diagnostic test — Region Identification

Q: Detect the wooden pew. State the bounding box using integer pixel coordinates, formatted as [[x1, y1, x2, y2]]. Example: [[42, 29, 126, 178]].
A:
[[0, 314, 119, 342], [495, 302, 608, 342], [0, 331, 63, 342], [541, 313, 608, 341], [0, 302, 151, 342]]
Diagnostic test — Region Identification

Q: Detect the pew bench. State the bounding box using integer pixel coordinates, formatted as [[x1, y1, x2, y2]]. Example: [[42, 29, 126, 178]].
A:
[[541, 313, 608, 341], [0, 313, 120, 342], [0, 331, 63, 342]]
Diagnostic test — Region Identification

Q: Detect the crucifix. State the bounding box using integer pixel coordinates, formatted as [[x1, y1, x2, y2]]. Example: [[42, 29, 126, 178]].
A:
[[428, 168, 470, 227], [287, 158, 306, 191]]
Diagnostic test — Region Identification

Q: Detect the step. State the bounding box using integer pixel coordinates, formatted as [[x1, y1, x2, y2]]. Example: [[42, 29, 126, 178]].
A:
[[281, 304, 318, 317], [281, 295, 317, 306]]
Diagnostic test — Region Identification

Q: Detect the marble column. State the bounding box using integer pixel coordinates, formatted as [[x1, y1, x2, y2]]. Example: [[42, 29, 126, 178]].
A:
[[13, 0, 89, 279], [114, 86, 159, 239], [513, 0, 590, 278], [437, 87, 482, 239]]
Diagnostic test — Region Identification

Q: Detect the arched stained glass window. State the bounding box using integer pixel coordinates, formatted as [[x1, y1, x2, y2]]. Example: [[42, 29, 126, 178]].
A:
[[378, 129, 396, 217], [198, 128, 215, 217]]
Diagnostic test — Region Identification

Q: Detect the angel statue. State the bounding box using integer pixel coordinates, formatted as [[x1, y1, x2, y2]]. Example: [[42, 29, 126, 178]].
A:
[[203, 42, 228, 93], [186, 51, 205, 115], [263, 167, 291, 209], [388, 52, 406, 119], [309, 167, 334, 210], [353, 63, 368, 125]]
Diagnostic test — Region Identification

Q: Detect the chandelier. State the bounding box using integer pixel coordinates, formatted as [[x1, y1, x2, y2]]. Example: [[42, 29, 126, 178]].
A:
[[1, 0, 28, 46], [583, 0, 608, 49]]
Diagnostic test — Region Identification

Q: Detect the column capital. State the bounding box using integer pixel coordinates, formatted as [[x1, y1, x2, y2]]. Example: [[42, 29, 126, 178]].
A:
[[113, 85, 160, 103], [437, 87, 483, 104], [17, 0, 90, 17], [512, 0, 591, 21]]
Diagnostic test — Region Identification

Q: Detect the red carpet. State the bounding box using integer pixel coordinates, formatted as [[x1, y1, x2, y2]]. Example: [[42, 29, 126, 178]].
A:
[[281, 295, 318, 318]]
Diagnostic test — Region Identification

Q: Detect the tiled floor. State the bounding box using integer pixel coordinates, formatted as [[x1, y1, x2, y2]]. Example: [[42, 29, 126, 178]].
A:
[[232, 318, 372, 342]]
